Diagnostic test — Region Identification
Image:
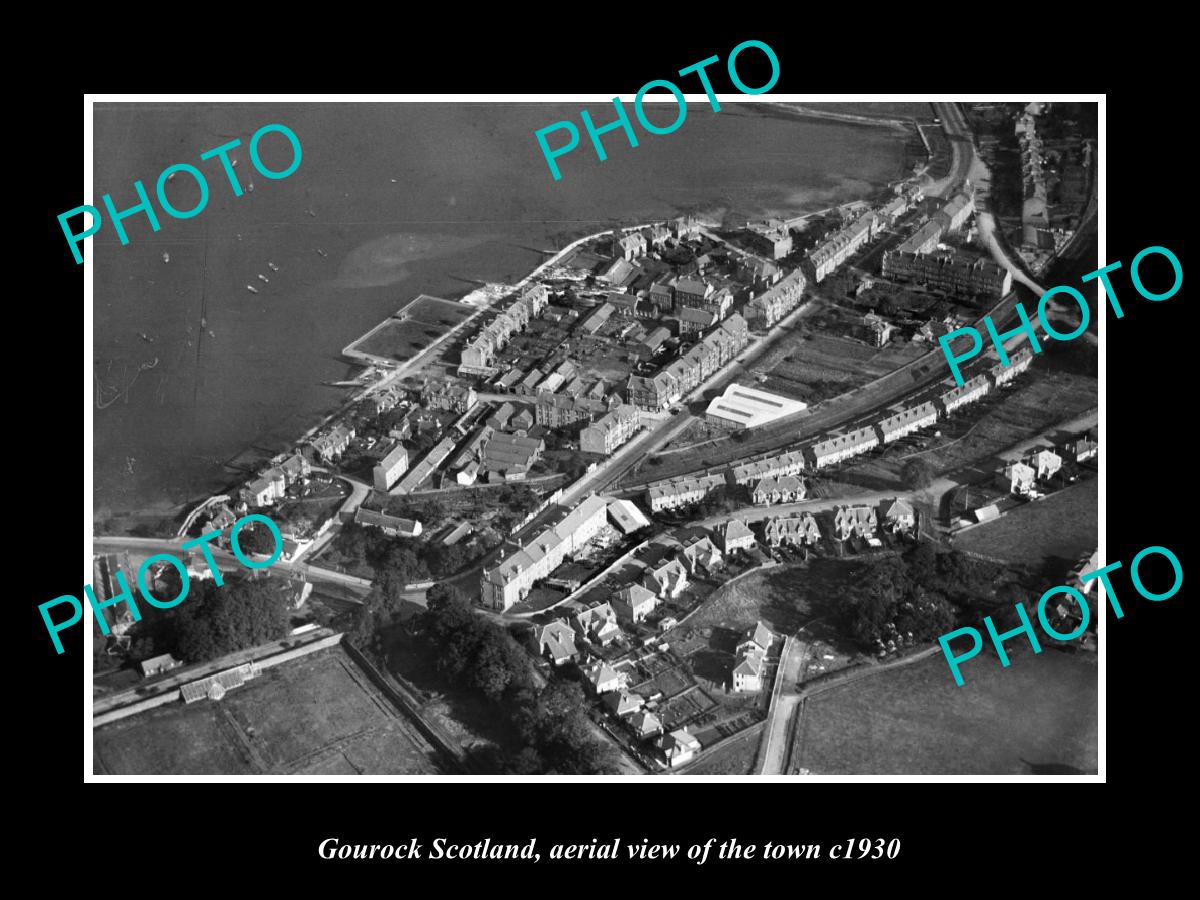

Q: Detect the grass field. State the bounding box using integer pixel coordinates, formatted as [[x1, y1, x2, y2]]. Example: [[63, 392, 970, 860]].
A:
[[954, 479, 1097, 572], [93, 647, 443, 775], [794, 648, 1097, 774]]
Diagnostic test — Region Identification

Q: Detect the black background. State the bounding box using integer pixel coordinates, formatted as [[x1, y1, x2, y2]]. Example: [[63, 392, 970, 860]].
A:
[[21, 21, 1190, 889]]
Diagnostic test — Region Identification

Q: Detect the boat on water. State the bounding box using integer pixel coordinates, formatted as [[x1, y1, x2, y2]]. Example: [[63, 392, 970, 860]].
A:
[[232, 158, 239, 168], [247, 284, 259, 293], [208, 330, 215, 338], [167, 171, 176, 182], [200, 315, 207, 328], [306, 208, 316, 218], [162, 252, 170, 263], [268, 262, 279, 272], [257, 273, 269, 283], [126, 457, 136, 475], [248, 180, 254, 193], [390, 178, 398, 183], [315, 248, 327, 257], [236, 233, 243, 241], [138, 332, 154, 344]]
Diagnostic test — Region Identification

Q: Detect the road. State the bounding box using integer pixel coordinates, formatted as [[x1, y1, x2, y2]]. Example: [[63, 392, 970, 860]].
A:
[[758, 634, 803, 775]]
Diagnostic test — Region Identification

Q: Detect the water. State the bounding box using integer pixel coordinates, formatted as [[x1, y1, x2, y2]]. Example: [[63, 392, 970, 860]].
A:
[[92, 102, 912, 521]]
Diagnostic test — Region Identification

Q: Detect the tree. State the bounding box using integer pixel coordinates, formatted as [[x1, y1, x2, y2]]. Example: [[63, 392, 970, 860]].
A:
[[173, 579, 290, 663], [902, 457, 937, 490]]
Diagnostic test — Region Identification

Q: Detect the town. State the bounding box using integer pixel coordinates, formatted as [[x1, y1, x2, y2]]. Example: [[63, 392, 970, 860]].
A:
[[91, 100, 1099, 777]]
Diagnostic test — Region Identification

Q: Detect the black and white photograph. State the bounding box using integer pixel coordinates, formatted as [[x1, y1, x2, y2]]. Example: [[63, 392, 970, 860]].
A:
[[76, 93, 1105, 779]]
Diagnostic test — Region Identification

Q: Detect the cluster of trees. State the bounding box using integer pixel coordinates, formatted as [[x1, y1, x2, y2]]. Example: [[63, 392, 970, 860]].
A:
[[349, 583, 620, 775], [130, 577, 291, 665], [902, 457, 937, 490], [834, 544, 1026, 651], [335, 523, 484, 582]]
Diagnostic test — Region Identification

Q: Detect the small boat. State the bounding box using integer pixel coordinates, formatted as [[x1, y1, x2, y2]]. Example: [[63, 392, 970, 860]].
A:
[[247, 284, 259, 294], [316, 248, 327, 258], [200, 315, 207, 328], [167, 171, 176, 182], [236, 233, 243, 241], [138, 332, 154, 344], [267, 262, 279, 272], [232, 158, 239, 168], [390, 178, 398, 184], [257, 273, 269, 283], [248, 180, 254, 193], [306, 208, 316, 218], [126, 457, 136, 475], [208, 330, 215, 338], [162, 252, 170, 263]]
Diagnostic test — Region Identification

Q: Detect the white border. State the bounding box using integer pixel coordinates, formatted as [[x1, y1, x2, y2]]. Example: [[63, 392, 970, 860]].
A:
[[84, 92, 1105, 784]]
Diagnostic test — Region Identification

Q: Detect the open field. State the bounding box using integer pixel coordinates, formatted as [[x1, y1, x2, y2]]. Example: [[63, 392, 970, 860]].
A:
[[351, 318, 449, 363], [93, 647, 444, 775], [793, 648, 1097, 774], [954, 479, 1097, 572]]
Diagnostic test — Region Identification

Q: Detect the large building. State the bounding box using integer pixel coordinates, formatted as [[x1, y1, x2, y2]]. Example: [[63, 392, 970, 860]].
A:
[[745, 219, 793, 260], [807, 426, 879, 469], [935, 192, 975, 233], [891, 219, 944, 257], [745, 269, 807, 329], [704, 383, 808, 431], [481, 432, 544, 480], [310, 424, 354, 462], [458, 284, 549, 374], [989, 346, 1034, 387], [763, 514, 821, 547], [372, 443, 410, 491], [536, 393, 613, 429], [874, 402, 939, 444], [580, 403, 640, 455], [881, 250, 1012, 299], [806, 213, 878, 282], [480, 494, 610, 611], [423, 380, 478, 414], [626, 371, 680, 412]]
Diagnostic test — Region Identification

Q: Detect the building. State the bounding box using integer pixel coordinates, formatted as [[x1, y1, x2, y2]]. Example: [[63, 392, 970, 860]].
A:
[[310, 424, 354, 462], [394, 434, 458, 494], [1069, 435, 1098, 463], [581, 403, 640, 455], [890, 219, 945, 258], [573, 602, 621, 646], [881, 249, 1012, 299], [989, 347, 1034, 387], [480, 495, 609, 611], [752, 475, 806, 506], [745, 269, 807, 329], [458, 284, 549, 374], [704, 383, 808, 431], [630, 710, 663, 739], [613, 584, 658, 624], [536, 393, 612, 429], [279, 453, 310, 485], [677, 305, 718, 335], [807, 426, 880, 469], [673, 277, 714, 308], [763, 514, 821, 547], [481, 432, 545, 480], [626, 371, 680, 412], [677, 535, 723, 573], [832, 505, 877, 541], [740, 256, 782, 288], [731, 449, 807, 486], [874, 402, 939, 444], [240, 472, 282, 508], [806, 213, 877, 282], [602, 691, 645, 717], [423, 380, 478, 414], [1029, 448, 1063, 481], [937, 373, 991, 416], [487, 401, 516, 430], [180, 662, 262, 704], [615, 231, 648, 260], [646, 473, 726, 512], [372, 443, 410, 491], [717, 519, 757, 553], [732, 621, 773, 692], [534, 620, 580, 666], [642, 557, 689, 598], [745, 219, 793, 260], [579, 302, 616, 335], [880, 498, 915, 533], [935, 192, 975, 233], [647, 279, 675, 313], [637, 327, 671, 359], [354, 507, 422, 537], [140, 653, 182, 678], [999, 460, 1036, 496], [657, 728, 701, 767], [583, 659, 627, 695], [607, 498, 651, 535]]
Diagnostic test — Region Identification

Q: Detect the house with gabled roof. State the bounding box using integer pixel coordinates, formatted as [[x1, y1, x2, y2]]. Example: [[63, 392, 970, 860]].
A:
[[584, 660, 628, 695], [601, 690, 645, 717], [763, 514, 820, 547], [1028, 448, 1062, 481], [832, 505, 877, 541], [732, 649, 765, 692], [629, 709, 663, 740], [642, 558, 688, 598], [572, 603, 621, 646], [656, 728, 701, 767], [738, 621, 774, 656], [998, 460, 1035, 496], [677, 535, 723, 574], [717, 519, 757, 554], [752, 474, 806, 505], [534, 620, 580, 666], [614, 584, 659, 625], [880, 498, 916, 533]]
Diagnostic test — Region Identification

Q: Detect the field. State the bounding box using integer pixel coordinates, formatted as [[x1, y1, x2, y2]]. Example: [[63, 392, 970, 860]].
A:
[[954, 479, 1098, 572], [93, 647, 444, 775], [754, 330, 927, 405], [346, 294, 472, 363], [792, 648, 1097, 774]]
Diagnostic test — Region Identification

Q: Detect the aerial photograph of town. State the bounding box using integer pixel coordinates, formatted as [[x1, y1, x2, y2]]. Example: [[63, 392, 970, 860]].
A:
[[89, 98, 1099, 777]]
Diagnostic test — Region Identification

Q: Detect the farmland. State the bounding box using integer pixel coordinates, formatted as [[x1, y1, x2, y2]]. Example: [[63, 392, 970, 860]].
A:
[[93, 647, 444, 775], [792, 647, 1097, 774]]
